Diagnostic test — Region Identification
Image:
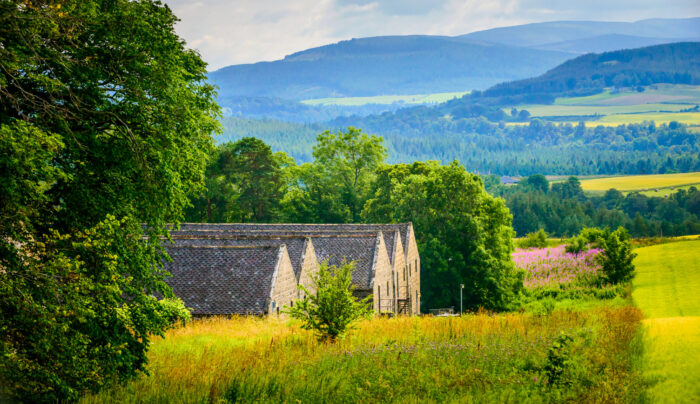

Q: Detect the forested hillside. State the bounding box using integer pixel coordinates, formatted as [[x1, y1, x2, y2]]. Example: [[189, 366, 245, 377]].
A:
[[221, 116, 700, 176], [487, 175, 700, 237], [209, 36, 571, 100], [482, 42, 700, 100], [208, 18, 699, 104]]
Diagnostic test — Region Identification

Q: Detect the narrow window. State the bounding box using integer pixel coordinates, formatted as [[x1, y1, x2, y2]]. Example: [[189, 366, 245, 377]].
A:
[[277, 307, 279, 315], [415, 260, 418, 274]]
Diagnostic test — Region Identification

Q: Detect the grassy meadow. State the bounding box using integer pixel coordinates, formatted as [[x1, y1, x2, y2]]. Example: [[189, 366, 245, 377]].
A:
[[78, 240, 700, 403], [512, 85, 700, 126], [81, 308, 643, 403], [633, 239, 700, 403]]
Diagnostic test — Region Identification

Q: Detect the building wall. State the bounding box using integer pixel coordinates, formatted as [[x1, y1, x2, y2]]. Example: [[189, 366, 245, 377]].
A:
[[268, 246, 299, 316], [391, 233, 410, 309], [405, 225, 421, 314], [297, 238, 318, 299], [371, 232, 394, 314]]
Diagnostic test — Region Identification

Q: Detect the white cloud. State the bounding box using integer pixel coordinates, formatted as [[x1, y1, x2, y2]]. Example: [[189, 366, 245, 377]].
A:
[[163, 0, 700, 70]]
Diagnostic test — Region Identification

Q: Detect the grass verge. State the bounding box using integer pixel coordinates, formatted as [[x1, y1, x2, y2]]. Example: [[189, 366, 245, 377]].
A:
[[633, 240, 700, 403]]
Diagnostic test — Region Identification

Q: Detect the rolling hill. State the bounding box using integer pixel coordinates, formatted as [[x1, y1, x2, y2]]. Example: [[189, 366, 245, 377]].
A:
[[480, 42, 700, 100], [208, 18, 700, 102], [209, 36, 572, 100], [459, 18, 700, 48]]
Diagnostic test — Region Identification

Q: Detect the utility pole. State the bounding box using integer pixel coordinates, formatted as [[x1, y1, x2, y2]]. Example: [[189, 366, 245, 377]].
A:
[[460, 284, 464, 316]]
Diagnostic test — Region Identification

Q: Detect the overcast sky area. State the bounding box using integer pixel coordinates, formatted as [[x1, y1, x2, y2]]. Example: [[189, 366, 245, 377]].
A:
[[164, 0, 700, 70]]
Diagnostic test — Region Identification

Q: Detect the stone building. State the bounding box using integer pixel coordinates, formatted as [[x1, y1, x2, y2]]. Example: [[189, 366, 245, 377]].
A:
[[164, 244, 297, 316], [163, 223, 421, 315]]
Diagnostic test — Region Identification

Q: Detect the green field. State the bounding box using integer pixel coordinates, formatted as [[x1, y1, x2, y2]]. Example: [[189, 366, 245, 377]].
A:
[[516, 85, 700, 126], [633, 240, 700, 403], [578, 172, 700, 193], [301, 91, 469, 106]]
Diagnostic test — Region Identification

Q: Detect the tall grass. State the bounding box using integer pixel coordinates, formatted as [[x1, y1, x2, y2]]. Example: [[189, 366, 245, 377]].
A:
[[82, 307, 645, 403]]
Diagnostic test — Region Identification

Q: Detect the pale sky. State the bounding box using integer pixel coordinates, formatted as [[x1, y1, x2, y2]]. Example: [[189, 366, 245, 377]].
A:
[[164, 0, 700, 70]]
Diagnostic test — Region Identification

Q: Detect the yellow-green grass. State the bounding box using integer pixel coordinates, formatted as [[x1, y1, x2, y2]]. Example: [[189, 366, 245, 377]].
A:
[[81, 307, 644, 403], [633, 240, 700, 403], [555, 85, 700, 106], [578, 172, 700, 192], [595, 112, 700, 125], [633, 184, 700, 197], [301, 91, 469, 106], [515, 103, 691, 117]]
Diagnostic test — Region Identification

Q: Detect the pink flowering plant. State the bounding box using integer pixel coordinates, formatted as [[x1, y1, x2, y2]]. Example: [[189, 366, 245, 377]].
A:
[[512, 245, 605, 292]]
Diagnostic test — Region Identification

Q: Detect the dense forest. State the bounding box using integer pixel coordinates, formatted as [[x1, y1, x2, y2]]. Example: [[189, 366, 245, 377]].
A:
[[221, 117, 700, 175], [480, 42, 700, 100], [486, 175, 700, 237], [196, 132, 700, 239]]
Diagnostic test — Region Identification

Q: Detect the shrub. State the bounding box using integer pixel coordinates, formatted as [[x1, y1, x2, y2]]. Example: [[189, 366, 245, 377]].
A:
[[544, 332, 574, 385], [519, 229, 549, 248], [565, 227, 636, 284], [284, 260, 371, 342], [601, 228, 636, 284]]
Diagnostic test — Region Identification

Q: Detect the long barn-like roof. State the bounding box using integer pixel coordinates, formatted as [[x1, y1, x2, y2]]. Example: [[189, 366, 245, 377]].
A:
[[171, 223, 411, 264], [163, 245, 284, 315], [168, 235, 309, 278]]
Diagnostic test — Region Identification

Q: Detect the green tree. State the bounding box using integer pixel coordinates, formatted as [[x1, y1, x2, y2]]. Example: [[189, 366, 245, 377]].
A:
[[601, 227, 636, 284], [565, 227, 636, 284], [186, 138, 291, 222], [311, 127, 387, 222], [0, 1, 218, 400], [284, 260, 371, 342], [363, 161, 523, 311]]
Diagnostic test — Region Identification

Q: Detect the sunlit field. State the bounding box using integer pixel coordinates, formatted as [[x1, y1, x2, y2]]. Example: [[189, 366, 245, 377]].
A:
[[633, 240, 700, 403], [81, 308, 644, 403], [578, 172, 700, 193]]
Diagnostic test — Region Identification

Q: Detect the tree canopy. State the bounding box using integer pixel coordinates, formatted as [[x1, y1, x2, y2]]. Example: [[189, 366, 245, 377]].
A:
[[0, 0, 219, 400], [363, 161, 523, 311]]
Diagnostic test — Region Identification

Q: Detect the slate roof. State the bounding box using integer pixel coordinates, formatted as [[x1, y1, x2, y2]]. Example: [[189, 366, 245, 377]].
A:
[[167, 235, 309, 278], [163, 245, 283, 315], [173, 222, 411, 262], [306, 234, 380, 290]]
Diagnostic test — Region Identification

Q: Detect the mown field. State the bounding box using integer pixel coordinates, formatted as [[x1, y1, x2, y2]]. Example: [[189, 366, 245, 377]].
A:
[[301, 91, 469, 106], [578, 172, 700, 193], [632, 240, 700, 403], [514, 84, 700, 126]]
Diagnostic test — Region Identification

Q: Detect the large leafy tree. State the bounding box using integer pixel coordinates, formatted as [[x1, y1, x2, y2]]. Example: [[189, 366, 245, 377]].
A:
[[310, 127, 387, 222], [0, 0, 219, 401], [363, 161, 523, 311], [186, 138, 290, 222]]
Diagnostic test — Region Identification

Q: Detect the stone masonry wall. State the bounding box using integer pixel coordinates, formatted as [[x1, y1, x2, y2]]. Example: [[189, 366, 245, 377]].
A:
[[269, 246, 299, 316]]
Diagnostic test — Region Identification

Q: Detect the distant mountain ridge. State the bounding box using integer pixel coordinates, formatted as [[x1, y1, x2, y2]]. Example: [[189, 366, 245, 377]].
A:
[[210, 36, 571, 100], [458, 18, 700, 47], [209, 17, 699, 111]]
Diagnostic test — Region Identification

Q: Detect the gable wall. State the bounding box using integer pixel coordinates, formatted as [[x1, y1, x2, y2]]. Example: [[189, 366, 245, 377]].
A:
[[268, 246, 299, 316], [370, 233, 394, 313], [297, 238, 319, 299], [405, 225, 421, 314]]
